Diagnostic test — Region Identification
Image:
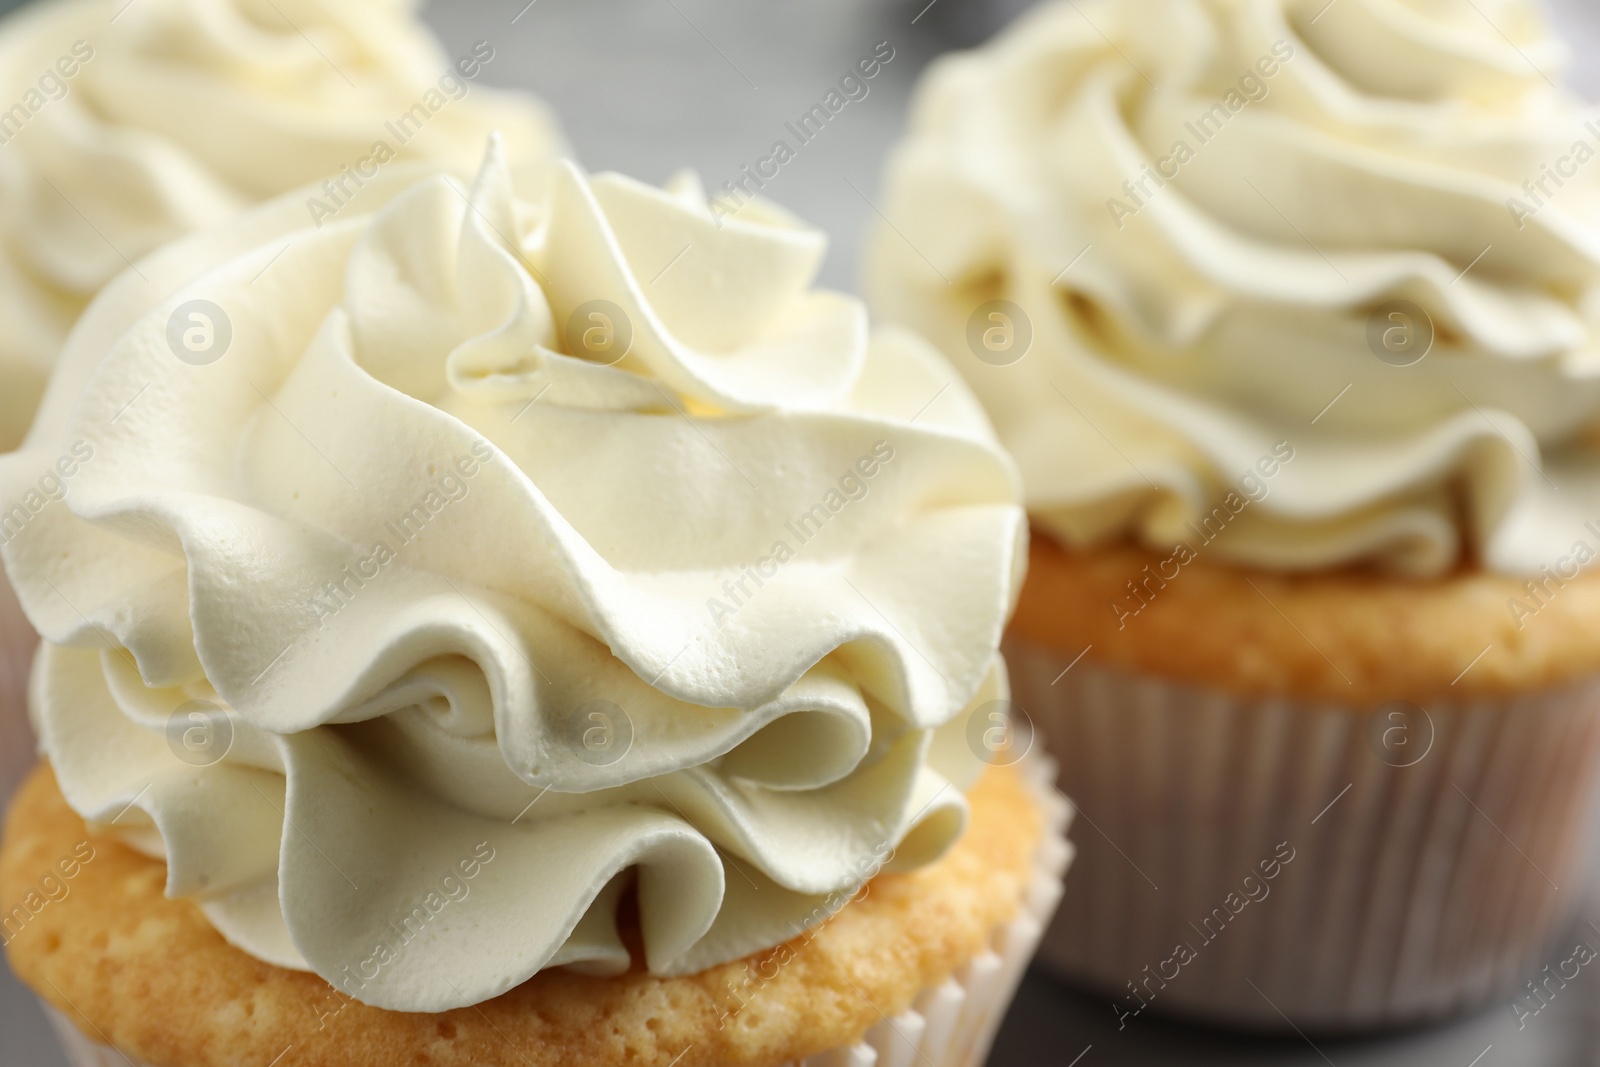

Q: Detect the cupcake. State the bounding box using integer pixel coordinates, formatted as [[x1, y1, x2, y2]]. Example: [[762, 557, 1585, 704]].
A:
[[868, 0, 1600, 1029], [0, 0, 563, 806], [0, 138, 1071, 1066]]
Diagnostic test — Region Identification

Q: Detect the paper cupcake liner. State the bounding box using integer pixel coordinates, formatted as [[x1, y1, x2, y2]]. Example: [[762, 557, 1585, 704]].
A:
[[1006, 633, 1600, 1030], [40, 756, 1073, 1067], [0, 569, 39, 809]]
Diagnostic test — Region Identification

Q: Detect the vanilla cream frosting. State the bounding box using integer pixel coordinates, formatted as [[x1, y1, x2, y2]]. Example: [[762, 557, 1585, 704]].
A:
[[0, 139, 1025, 1012], [0, 0, 561, 449], [869, 0, 1600, 577]]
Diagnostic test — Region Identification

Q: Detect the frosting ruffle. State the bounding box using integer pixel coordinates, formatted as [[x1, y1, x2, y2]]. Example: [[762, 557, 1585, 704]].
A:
[[869, 0, 1600, 576], [3, 140, 1025, 1012], [0, 0, 561, 448]]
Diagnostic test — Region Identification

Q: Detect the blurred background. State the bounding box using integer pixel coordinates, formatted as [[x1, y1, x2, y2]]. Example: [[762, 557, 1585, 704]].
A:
[[4, 0, 1600, 1064]]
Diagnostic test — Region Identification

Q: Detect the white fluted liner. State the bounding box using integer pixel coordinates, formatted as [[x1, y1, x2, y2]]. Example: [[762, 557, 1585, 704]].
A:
[[0, 571, 38, 809], [1006, 634, 1600, 1030], [45, 1006, 127, 1067], [42, 758, 1073, 1067]]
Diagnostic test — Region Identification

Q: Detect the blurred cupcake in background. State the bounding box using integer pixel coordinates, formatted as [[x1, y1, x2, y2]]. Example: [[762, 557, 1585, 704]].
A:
[[0, 0, 563, 804], [869, 0, 1600, 1029], [0, 138, 1069, 1067]]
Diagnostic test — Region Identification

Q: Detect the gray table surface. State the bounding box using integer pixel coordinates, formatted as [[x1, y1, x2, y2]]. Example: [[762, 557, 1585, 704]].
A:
[[6, 0, 1600, 1063]]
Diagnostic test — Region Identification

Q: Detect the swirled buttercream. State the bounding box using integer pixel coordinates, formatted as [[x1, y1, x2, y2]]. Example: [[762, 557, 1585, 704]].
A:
[[0, 0, 561, 447], [869, 0, 1600, 576], [1, 138, 1024, 1012]]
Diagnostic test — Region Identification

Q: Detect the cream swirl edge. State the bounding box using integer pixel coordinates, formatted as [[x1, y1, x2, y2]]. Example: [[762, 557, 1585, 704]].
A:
[[0, 0, 563, 449], [867, 0, 1600, 578], [2, 143, 1025, 1012]]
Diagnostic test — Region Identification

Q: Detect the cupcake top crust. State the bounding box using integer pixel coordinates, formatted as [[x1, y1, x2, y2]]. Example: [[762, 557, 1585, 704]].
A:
[[0, 0, 563, 448], [869, 0, 1600, 578], [0, 139, 1025, 1011], [2, 760, 1046, 1067]]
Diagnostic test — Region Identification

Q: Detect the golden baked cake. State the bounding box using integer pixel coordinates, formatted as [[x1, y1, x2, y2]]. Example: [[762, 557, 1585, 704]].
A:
[[3, 761, 1064, 1067]]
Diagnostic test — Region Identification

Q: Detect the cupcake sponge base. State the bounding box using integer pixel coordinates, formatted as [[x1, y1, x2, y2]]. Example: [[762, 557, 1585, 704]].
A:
[[2, 760, 1067, 1067], [1011, 535, 1600, 1028], [1012, 535, 1600, 706]]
